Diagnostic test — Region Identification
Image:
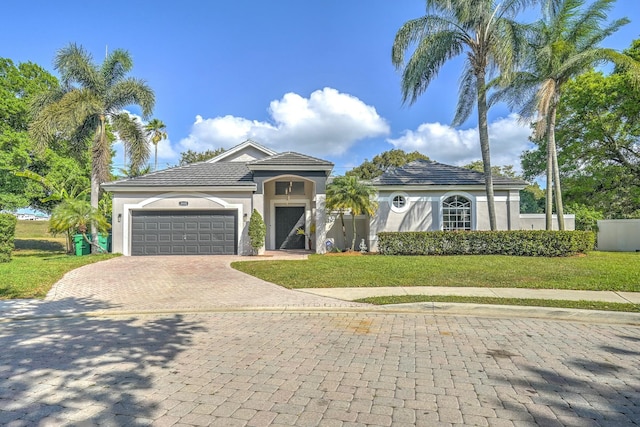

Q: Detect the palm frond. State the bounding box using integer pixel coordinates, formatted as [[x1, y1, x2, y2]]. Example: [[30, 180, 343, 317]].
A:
[[54, 43, 102, 94], [453, 62, 477, 126], [29, 88, 101, 151], [400, 30, 464, 105], [102, 48, 133, 87], [112, 113, 150, 175], [106, 78, 155, 118]]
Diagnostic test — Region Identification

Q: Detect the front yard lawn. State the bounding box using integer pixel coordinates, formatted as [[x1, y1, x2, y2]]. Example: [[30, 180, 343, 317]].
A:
[[1, 221, 118, 299], [231, 252, 640, 292]]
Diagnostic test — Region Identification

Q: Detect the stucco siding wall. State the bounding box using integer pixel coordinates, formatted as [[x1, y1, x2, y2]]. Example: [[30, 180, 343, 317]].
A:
[[519, 214, 576, 231], [325, 215, 368, 251], [366, 189, 521, 252], [597, 219, 640, 252], [111, 191, 252, 255]]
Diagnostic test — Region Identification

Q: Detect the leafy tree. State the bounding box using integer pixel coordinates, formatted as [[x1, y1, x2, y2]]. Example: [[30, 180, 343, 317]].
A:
[[325, 176, 378, 251], [145, 118, 167, 171], [463, 161, 543, 213], [346, 149, 429, 180], [463, 161, 517, 178], [494, 0, 637, 229], [521, 39, 640, 218], [30, 44, 154, 252], [117, 164, 152, 179], [0, 58, 61, 211], [564, 203, 604, 231], [179, 148, 225, 165], [248, 209, 266, 255], [392, 0, 531, 230]]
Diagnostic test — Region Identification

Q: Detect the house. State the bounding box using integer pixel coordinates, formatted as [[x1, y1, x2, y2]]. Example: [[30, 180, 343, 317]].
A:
[[103, 140, 332, 256], [327, 159, 575, 251], [104, 140, 573, 256]]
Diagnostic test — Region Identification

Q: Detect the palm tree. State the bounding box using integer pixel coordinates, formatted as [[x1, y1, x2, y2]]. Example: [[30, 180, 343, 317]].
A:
[[30, 44, 154, 251], [145, 118, 167, 171], [325, 176, 378, 251], [49, 198, 110, 254], [493, 0, 636, 229], [392, 0, 532, 230]]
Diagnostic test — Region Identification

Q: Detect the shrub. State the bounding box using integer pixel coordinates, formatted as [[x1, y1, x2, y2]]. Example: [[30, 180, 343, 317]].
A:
[[564, 203, 604, 231], [377, 230, 596, 257], [248, 209, 266, 254], [0, 213, 18, 262]]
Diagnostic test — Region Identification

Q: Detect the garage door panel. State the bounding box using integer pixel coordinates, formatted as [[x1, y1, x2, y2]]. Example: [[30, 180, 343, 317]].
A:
[[131, 210, 237, 256]]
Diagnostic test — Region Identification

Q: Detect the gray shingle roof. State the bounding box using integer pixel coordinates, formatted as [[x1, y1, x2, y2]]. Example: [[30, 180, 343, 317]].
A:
[[104, 162, 255, 188], [371, 160, 527, 186], [248, 152, 333, 167]]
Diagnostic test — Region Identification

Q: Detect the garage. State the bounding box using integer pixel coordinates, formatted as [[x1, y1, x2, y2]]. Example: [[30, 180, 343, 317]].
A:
[[131, 210, 237, 255]]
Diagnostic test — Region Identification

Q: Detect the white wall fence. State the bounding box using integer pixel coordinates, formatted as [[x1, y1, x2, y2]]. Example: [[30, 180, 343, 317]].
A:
[[597, 219, 640, 252], [519, 214, 575, 231]]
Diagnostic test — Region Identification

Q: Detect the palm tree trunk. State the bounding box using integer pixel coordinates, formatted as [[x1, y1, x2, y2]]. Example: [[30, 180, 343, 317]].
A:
[[351, 212, 357, 251], [476, 72, 497, 230], [339, 212, 347, 250], [548, 105, 565, 230], [545, 117, 554, 230], [90, 116, 106, 254], [154, 143, 158, 171]]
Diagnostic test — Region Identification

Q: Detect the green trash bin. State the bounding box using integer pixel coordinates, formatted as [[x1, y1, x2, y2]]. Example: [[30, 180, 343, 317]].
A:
[[73, 234, 90, 256], [97, 233, 112, 253]]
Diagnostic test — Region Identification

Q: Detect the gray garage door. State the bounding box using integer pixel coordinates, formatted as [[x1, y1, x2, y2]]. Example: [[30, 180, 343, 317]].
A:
[[131, 210, 237, 255]]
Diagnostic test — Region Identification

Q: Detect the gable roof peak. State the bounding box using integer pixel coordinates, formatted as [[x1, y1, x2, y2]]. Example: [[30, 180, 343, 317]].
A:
[[207, 139, 277, 163]]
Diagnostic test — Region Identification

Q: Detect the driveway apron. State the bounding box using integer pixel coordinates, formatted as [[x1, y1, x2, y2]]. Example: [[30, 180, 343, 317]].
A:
[[44, 256, 363, 314]]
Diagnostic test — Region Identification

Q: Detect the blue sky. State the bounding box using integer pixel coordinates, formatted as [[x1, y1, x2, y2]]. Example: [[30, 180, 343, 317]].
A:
[[2, 0, 638, 175]]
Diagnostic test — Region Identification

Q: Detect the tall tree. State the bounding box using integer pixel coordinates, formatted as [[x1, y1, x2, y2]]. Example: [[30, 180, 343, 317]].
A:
[[346, 149, 429, 180], [0, 58, 64, 211], [463, 161, 544, 213], [494, 0, 636, 229], [179, 148, 225, 165], [325, 176, 378, 251], [522, 39, 640, 218], [392, 0, 531, 230], [30, 44, 154, 251], [145, 118, 167, 171]]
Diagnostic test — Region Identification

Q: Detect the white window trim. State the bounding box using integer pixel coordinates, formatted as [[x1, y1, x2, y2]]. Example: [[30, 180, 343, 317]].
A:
[[389, 192, 410, 213], [439, 192, 476, 231]]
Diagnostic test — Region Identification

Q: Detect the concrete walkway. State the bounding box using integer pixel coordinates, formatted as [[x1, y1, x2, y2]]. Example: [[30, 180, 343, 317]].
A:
[[301, 286, 640, 304]]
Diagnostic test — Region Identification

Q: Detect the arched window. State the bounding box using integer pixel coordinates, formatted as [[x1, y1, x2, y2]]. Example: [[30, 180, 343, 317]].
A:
[[442, 195, 472, 231]]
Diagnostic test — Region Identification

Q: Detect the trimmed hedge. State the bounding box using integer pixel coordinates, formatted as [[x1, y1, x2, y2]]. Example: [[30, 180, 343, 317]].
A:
[[0, 213, 18, 263], [377, 230, 596, 257]]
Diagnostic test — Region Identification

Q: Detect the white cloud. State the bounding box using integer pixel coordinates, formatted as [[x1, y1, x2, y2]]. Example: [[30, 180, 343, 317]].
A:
[[388, 114, 532, 171], [178, 87, 390, 157]]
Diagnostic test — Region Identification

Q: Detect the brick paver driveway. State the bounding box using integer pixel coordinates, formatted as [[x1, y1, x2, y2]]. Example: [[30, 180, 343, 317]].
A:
[[1, 312, 639, 426], [44, 256, 363, 314], [1, 256, 639, 426]]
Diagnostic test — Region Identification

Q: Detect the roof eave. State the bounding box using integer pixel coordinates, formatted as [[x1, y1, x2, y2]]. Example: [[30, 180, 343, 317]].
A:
[[247, 164, 334, 172], [101, 184, 257, 192], [372, 184, 526, 191]]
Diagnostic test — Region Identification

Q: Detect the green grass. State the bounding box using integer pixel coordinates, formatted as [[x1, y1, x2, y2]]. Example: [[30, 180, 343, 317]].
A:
[[1, 220, 119, 299], [355, 295, 640, 313], [231, 252, 640, 292]]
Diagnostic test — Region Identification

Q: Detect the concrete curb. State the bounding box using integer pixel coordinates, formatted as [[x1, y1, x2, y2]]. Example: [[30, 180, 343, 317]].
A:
[[2, 303, 639, 326]]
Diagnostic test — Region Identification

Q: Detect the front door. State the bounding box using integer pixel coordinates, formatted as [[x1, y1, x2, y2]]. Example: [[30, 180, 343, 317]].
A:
[[275, 206, 305, 249]]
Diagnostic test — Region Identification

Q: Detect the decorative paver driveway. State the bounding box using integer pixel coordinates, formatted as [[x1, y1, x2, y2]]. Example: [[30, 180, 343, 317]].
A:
[[1, 312, 639, 426], [1, 256, 639, 426], [43, 256, 363, 314]]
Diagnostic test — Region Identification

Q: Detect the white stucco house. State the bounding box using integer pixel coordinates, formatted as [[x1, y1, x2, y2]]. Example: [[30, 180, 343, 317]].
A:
[[103, 139, 573, 256]]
